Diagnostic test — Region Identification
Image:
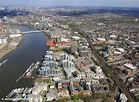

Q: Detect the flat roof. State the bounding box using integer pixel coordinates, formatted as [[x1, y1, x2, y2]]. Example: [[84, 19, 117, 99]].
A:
[[116, 48, 125, 52], [124, 63, 137, 70], [97, 38, 106, 41]]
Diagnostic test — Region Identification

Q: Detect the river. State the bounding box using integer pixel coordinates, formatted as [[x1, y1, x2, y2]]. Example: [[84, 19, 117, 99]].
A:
[[0, 25, 49, 101]]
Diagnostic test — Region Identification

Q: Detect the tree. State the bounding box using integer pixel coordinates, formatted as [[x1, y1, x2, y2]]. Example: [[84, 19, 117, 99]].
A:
[[72, 71, 77, 77], [71, 95, 79, 100]]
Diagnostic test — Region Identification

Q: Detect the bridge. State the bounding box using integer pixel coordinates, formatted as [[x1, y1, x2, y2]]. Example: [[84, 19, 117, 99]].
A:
[[21, 30, 43, 34]]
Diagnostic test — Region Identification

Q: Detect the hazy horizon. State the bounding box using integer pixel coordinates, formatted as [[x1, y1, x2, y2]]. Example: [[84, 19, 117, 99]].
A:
[[0, 0, 139, 8]]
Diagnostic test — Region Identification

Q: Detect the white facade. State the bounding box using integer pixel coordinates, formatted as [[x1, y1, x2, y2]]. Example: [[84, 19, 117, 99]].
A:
[[0, 38, 7, 44], [0, 39, 2, 44]]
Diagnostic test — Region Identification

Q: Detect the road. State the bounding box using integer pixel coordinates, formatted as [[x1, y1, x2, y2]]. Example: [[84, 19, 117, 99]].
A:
[[72, 27, 138, 102]]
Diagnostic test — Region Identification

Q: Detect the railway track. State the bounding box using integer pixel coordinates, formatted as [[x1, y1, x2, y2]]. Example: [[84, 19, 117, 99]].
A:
[[72, 27, 138, 102]]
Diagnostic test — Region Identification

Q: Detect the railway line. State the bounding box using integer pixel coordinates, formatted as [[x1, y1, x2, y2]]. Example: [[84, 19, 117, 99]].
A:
[[72, 27, 138, 102]]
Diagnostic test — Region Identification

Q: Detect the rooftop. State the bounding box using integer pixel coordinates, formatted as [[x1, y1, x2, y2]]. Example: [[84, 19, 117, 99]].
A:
[[124, 63, 137, 70]]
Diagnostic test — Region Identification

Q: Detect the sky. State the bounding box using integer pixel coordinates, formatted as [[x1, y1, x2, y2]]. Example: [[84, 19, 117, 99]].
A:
[[0, 0, 139, 7]]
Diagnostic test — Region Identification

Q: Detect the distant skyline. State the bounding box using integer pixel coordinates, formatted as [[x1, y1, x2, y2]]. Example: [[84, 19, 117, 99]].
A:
[[0, 0, 139, 8]]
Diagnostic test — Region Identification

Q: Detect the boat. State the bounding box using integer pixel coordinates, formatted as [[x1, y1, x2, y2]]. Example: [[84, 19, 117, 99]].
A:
[[3, 59, 8, 63], [19, 88, 24, 93], [32, 61, 40, 69], [26, 72, 32, 77], [6, 89, 15, 98], [27, 88, 32, 94], [12, 94, 20, 101], [24, 63, 34, 75], [30, 63, 34, 67], [27, 63, 34, 70], [0, 59, 8, 66], [23, 87, 28, 94]]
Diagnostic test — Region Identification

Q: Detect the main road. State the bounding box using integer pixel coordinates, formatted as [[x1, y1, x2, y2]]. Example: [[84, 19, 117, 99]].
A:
[[72, 26, 138, 102]]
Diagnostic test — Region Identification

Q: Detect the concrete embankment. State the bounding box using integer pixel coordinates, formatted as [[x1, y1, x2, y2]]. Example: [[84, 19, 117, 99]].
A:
[[0, 36, 23, 59]]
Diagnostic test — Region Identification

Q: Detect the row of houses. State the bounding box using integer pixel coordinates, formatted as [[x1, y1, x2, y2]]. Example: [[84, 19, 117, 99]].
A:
[[46, 78, 109, 101]]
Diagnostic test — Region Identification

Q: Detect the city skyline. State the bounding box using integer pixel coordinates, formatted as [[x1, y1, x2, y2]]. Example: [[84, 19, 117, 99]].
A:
[[0, 0, 139, 7]]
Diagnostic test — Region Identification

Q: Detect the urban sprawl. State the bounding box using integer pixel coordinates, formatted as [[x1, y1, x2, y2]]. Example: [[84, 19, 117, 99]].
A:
[[0, 6, 139, 102]]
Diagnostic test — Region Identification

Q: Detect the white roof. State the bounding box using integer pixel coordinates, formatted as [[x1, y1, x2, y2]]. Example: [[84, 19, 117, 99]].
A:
[[61, 38, 69, 42], [108, 40, 115, 44], [124, 63, 137, 70], [116, 48, 125, 52], [97, 38, 106, 41], [74, 31, 78, 34], [95, 66, 102, 73], [53, 77, 61, 81], [114, 51, 122, 55], [97, 23, 104, 25], [120, 93, 127, 102], [129, 41, 136, 44], [50, 85, 55, 89], [110, 34, 117, 38], [34, 22, 39, 25], [72, 36, 80, 40], [64, 67, 76, 78], [69, 67, 76, 72], [47, 96, 54, 101]]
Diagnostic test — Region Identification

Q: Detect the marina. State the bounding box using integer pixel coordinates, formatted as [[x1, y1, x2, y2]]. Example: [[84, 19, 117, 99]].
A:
[[16, 61, 40, 82], [0, 25, 49, 101], [5, 87, 32, 101]]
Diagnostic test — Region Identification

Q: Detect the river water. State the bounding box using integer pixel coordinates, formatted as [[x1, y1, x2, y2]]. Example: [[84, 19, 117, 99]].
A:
[[0, 26, 49, 101]]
